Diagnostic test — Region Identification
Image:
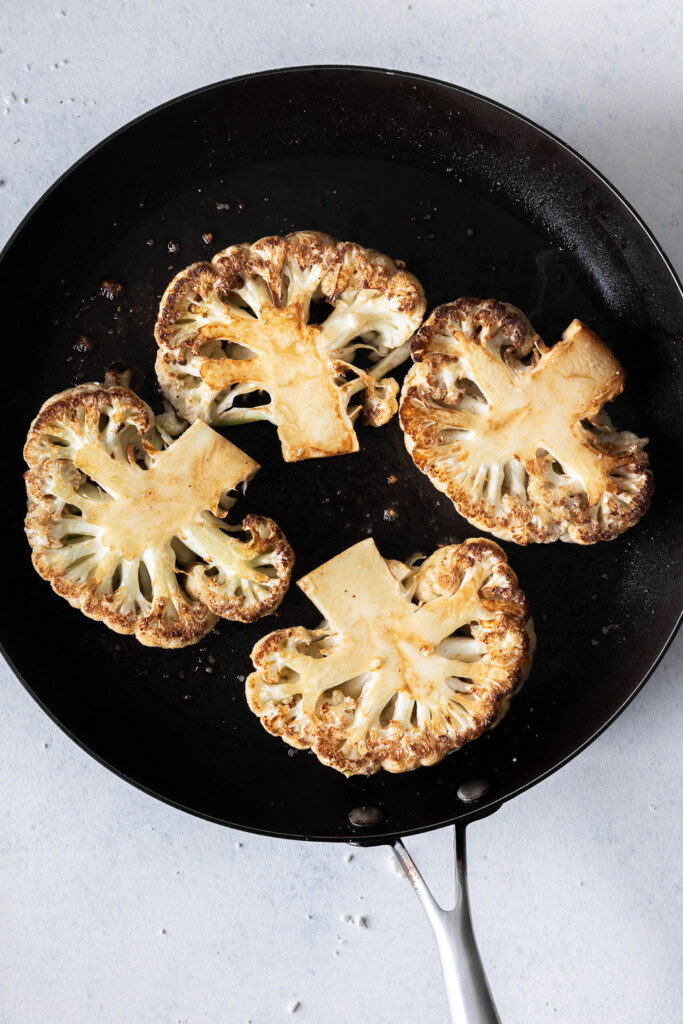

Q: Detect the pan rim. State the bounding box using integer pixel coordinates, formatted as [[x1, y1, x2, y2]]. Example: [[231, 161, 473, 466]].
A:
[[2, 64, 681, 842]]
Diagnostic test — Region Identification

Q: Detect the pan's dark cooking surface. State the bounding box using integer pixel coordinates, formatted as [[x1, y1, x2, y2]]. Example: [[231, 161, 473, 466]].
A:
[[2, 67, 682, 841]]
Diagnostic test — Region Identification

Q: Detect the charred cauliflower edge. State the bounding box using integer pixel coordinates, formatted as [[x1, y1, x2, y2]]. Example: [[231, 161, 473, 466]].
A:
[[24, 374, 294, 648], [399, 298, 653, 544], [154, 230, 426, 462], [247, 537, 535, 776]]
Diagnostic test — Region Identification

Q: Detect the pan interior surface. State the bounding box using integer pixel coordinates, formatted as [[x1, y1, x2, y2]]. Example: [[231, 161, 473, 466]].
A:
[[2, 68, 682, 841]]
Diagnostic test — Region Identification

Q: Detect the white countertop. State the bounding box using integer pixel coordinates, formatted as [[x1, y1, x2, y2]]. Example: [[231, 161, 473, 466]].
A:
[[1, 2, 681, 1022]]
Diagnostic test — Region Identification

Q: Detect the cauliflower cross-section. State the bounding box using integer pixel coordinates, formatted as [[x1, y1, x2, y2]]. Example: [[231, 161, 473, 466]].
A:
[[247, 537, 534, 776], [400, 298, 653, 544], [155, 231, 425, 461], [24, 377, 294, 648]]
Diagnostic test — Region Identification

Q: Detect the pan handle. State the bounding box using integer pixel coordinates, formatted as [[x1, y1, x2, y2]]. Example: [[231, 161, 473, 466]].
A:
[[392, 824, 501, 1024]]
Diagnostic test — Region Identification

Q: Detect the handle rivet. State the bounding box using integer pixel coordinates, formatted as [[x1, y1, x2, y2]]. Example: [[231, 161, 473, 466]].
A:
[[348, 805, 383, 827], [457, 779, 489, 803]]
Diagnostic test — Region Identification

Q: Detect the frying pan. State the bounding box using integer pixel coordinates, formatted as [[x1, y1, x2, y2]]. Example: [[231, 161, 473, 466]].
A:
[[2, 67, 682, 1023]]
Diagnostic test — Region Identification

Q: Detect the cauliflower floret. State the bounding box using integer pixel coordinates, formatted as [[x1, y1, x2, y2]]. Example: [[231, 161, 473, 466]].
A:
[[246, 537, 534, 776], [155, 231, 425, 462], [399, 298, 653, 544], [24, 376, 294, 648]]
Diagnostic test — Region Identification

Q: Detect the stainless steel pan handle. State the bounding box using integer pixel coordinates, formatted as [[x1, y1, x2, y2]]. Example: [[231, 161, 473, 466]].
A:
[[393, 825, 501, 1024]]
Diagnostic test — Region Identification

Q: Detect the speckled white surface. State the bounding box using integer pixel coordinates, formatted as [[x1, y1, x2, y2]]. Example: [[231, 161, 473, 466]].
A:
[[1, 2, 682, 1022]]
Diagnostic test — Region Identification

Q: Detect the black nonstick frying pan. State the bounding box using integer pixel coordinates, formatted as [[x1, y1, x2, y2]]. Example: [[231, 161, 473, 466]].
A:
[[2, 67, 682, 1023]]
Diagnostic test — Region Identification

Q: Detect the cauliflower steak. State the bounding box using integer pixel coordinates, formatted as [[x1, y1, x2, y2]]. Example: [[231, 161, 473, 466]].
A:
[[247, 537, 534, 775], [400, 298, 653, 544], [155, 231, 425, 461], [24, 376, 294, 647]]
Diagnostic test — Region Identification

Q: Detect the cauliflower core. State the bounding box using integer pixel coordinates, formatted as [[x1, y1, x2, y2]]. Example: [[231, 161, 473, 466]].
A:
[[247, 537, 534, 776], [155, 231, 426, 461], [399, 298, 653, 544], [24, 377, 294, 648]]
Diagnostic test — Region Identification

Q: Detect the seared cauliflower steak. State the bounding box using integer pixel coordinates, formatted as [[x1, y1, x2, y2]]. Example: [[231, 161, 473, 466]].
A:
[[155, 231, 425, 462], [400, 298, 653, 544], [24, 377, 293, 648], [247, 537, 534, 776]]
